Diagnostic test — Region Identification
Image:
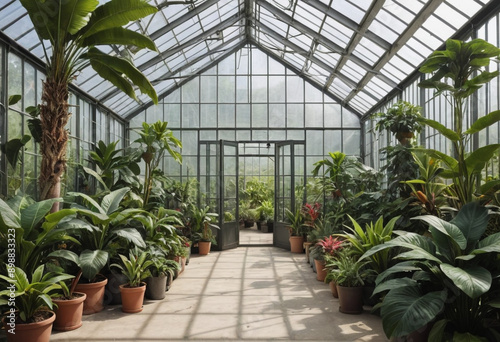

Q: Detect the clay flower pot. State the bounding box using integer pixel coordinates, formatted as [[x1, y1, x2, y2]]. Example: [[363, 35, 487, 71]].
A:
[[2, 311, 55, 342], [75, 277, 108, 315], [337, 285, 364, 314], [289, 235, 304, 253], [314, 259, 327, 282], [198, 241, 211, 255], [120, 282, 147, 313], [52, 292, 87, 331]]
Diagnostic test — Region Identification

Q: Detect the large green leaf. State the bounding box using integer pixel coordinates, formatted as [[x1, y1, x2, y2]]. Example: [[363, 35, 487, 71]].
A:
[[414, 215, 466, 250], [465, 144, 500, 176], [101, 187, 130, 215], [82, 0, 158, 38], [473, 233, 500, 254], [85, 48, 158, 103], [441, 264, 491, 298], [419, 118, 460, 141], [0, 198, 21, 232], [453, 332, 489, 342], [450, 202, 489, 247], [381, 286, 446, 338], [82, 27, 156, 51], [2, 135, 31, 168], [79, 249, 108, 281], [68, 191, 104, 214], [19, 0, 98, 40], [373, 277, 417, 296], [466, 110, 500, 134], [48, 249, 81, 266], [112, 228, 146, 248], [20, 199, 60, 237]]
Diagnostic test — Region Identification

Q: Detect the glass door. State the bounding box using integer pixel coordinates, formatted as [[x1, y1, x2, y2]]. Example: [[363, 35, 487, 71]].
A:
[[198, 140, 239, 250], [274, 141, 306, 250]]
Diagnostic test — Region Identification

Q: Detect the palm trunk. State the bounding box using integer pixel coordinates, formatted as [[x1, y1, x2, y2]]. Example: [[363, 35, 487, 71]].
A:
[[39, 77, 70, 211]]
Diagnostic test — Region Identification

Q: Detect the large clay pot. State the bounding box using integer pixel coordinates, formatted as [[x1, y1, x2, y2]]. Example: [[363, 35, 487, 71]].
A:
[[119, 283, 147, 313], [105, 272, 127, 305], [198, 241, 211, 255], [314, 259, 327, 281], [75, 277, 108, 314], [52, 292, 87, 331], [329, 281, 338, 298], [145, 275, 166, 300], [337, 285, 364, 314], [289, 235, 304, 253], [2, 311, 55, 342]]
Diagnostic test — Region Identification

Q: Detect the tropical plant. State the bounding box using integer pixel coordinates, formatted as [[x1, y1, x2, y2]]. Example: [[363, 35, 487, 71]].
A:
[[0, 265, 73, 323], [285, 208, 305, 236], [0, 196, 78, 276], [49, 187, 146, 282], [380, 144, 419, 199], [418, 38, 500, 206], [110, 248, 153, 288], [256, 200, 274, 222], [134, 121, 182, 208], [148, 253, 180, 279], [324, 248, 373, 287], [19, 0, 158, 206], [337, 215, 399, 275], [363, 202, 500, 340], [311, 235, 344, 262], [371, 100, 423, 145], [187, 205, 219, 244]]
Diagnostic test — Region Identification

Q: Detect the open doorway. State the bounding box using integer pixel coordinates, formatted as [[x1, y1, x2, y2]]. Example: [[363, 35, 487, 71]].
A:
[[197, 140, 306, 249]]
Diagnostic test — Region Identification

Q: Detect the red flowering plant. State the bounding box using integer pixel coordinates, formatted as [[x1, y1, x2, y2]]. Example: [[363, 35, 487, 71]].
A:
[[311, 235, 343, 262], [301, 202, 321, 236]]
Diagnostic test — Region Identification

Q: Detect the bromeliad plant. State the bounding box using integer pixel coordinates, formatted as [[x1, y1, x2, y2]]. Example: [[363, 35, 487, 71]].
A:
[[418, 38, 500, 207], [363, 202, 500, 340]]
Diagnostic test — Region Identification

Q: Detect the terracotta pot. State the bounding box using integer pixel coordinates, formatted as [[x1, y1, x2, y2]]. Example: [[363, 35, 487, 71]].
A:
[[75, 277, 108, 315], [314, 259, 327, 281], [198, 241, 211, 255], [145, 275, 166, 300], [337, 285, 364, 314], [119, 283, 147, 313], [52, 292, 87, 331], [2, 311, 55, 342], [289, 235, 304, 253], [329, 281, 338, 298]]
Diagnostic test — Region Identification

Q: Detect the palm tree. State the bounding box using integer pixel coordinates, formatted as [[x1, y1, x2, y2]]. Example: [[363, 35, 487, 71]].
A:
[[20, 0, 158, 209]]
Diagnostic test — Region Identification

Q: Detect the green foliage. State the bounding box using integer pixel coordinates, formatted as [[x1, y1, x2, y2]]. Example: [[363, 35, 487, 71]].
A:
[[111, 248, 153, 287], [372, 101, 423, 144], [185, 205, 219, 244], [134, 121, 182, 208], [19, 0, 158, 102], [0, 265, 73, 323], [337, 215, 399, 275], [256, 200, 274, 221], [363, 202, 500, 340], [418, 38, 500, 206], [285, 208, 305, 236], [49, 188, 146, 282], [381, 144, 418, 199], [0, 196, 78, 276], [324, 248, 373, 287]]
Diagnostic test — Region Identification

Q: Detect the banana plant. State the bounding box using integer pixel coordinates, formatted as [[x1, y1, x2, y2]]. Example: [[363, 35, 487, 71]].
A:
[[362, 202, 500, 340], [49, 187, 146, 282], [418, 38, 500, 206], [19, 0, 158, 204]]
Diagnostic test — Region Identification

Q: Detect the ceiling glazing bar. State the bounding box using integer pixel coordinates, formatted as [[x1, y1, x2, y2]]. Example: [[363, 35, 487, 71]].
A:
[[124, 40, 248, 121], [344, 0, 446, 104], [302, 0, 391, 51]]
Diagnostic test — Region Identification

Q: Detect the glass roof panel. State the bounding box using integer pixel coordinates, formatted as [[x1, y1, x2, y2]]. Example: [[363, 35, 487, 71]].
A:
[[0, 0, 494, 117]]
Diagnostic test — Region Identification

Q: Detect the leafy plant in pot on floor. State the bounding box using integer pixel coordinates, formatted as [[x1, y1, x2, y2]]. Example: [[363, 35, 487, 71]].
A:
[[0, 265, 73, 342], [363, 202, 500, 340], [145, 253, 180, 299], [51, 270, 87, 331], [286, 208, 305, 253], [311, 235, 344, 282], [111, 248, 153, 313], [188, 205, 219, 255]]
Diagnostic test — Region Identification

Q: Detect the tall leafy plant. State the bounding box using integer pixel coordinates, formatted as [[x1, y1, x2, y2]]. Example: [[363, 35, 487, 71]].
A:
[[134, 121, 182, 208], [418, 38, 500, 206], [19, 0, 158, 207]]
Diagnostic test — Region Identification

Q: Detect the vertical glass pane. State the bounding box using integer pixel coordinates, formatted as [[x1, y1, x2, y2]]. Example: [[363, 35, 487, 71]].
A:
[[269, 76, 286, 102], [236, 104, 250, 128], [182, 103, 199, 128], [236, 76, 249, 103], [23, 63, 36, 109], [287, 76, 304, 102], [252, 104, 267, 128], [252, 75, 268, 102], [201, 76, 216, 103], [269, 103, 285, 128], [252, 48, 268, 74], [165, 103, 180, 128], [343, 130, 360, 155], [305, 104, 323, 127], [218, 75, 235, 103], [287, 104, 304, 128], [8, 53, 22, 110], [201, 103, 217, 128], [182, 78, 199, 103], [218, 104, 235, 128]]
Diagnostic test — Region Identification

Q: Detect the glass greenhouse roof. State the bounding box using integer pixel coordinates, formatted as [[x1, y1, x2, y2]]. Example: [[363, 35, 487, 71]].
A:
[[0, 0, 494, 119]]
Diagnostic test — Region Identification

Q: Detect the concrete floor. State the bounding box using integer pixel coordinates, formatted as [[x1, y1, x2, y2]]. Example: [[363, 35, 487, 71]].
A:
[[47, 243, 386, 342], [239, 224, 273, 245]]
